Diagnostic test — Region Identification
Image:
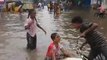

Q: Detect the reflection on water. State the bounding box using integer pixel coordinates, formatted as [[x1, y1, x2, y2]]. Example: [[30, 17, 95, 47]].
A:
[[0, 6, 59, 60], [0, 6, 107, 60]]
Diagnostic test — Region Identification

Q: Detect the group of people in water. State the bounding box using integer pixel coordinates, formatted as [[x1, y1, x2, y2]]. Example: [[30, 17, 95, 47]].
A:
[[24, 3, 107, 60], [47, 1, 62, 18]]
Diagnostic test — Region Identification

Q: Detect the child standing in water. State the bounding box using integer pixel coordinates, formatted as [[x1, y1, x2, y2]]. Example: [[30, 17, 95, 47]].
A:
[[45, 33, 70, 60], [24, 9, 46, 50], [71, 16, 107, 60], [54, 3, 61, 18]]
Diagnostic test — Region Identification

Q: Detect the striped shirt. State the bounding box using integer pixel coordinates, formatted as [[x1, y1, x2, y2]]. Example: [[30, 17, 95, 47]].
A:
[[80, 22, 107, 49]]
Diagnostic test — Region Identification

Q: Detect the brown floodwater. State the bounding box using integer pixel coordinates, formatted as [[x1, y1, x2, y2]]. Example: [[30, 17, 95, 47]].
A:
[[0, 6, 107, 60]]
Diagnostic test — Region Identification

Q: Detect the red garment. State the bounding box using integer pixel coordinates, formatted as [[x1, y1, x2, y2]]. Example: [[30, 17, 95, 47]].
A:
[[46, 42, 60, 58], [98, 5, 105, 13]]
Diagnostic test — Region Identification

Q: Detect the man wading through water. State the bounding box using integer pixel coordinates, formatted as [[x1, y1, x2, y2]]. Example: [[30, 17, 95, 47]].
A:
[[24, 9, 46, 50], [71, 16, 107, 60]]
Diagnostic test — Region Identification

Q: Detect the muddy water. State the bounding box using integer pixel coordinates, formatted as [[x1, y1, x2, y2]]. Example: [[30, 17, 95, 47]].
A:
[[61, 8, 107, 38], [60, 8, 107, 57], [0, 7, 59, 60], [0, 6, 107, 60]]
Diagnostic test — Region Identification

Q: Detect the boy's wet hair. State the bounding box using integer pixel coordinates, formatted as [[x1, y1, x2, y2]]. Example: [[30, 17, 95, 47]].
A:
[[27, 9, 36, 18], [51, 33, 58, 41], [71, 16, 83, 23]]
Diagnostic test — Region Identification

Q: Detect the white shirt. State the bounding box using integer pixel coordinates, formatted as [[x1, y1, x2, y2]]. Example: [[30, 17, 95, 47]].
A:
[[24, 18, 37, 37]]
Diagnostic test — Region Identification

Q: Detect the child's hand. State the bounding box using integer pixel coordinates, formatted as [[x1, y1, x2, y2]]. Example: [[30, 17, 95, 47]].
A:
[[64, 53, 71, 57], [44, 30, 47, 35], [25, 26, 30, 30], [80, 32, 85, 37], [79, 46, 83, 50]]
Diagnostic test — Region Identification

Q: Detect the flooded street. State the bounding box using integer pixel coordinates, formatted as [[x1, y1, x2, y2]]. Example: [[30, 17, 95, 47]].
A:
[[0, 7, 59, 60], [62, 8, 107, 38], [0, 6, 107, 60]]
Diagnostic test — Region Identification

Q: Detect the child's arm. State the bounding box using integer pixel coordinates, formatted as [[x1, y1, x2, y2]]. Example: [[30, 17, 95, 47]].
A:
[[35, 18, 46, 34], [60, 48, 70, 57], [51, 49, 56, 60], [37, 23, 46, 34], [80, 41, 87, 50], [80, 23, 98, 37], [24, 19, 30, 30], [25, 26, 29, 30]]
